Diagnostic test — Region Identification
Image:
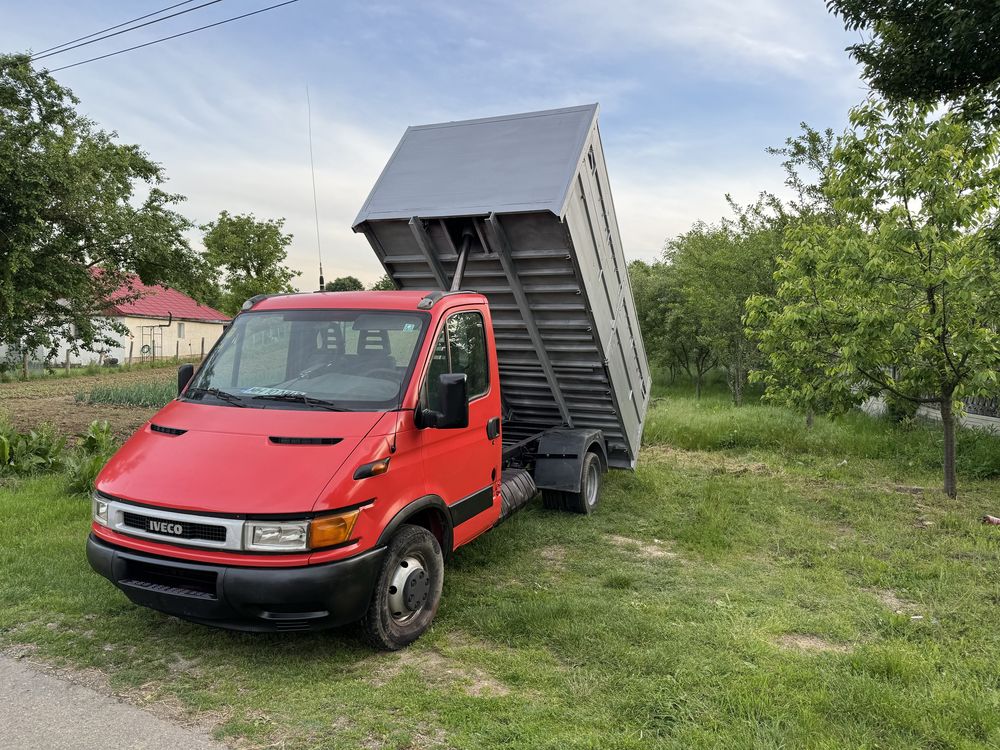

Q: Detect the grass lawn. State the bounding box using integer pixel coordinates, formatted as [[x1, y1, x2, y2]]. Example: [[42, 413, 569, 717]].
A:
[[2, 385, 1000, 748]]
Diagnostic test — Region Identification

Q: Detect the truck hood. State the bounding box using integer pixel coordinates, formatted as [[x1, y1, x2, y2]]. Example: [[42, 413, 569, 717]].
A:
[[96, 399, 389, 515]]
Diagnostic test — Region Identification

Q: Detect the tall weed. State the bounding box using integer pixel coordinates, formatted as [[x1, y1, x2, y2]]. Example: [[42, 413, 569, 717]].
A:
[[0, 422, 67, 476], [66, 421, 118, 494]]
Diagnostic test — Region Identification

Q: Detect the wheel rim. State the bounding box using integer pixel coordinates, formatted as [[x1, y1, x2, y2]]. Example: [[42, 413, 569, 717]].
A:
[[387, 554, 430, 623], [585, 461, 600, 507]]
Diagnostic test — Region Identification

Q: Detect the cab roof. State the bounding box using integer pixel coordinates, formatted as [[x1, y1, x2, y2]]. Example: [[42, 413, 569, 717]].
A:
[[247, 290, 486, 313]]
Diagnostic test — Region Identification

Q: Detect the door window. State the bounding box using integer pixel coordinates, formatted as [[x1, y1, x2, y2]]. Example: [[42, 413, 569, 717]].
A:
[[422, 311, 489, 411]]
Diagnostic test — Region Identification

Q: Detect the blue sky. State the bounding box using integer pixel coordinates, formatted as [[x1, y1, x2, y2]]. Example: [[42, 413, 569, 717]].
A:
[[4, 0, 867, 287]]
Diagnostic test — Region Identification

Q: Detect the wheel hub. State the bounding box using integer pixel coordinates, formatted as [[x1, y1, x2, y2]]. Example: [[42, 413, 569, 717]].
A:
[[585, 461, 599, 507], [388, 556, 429, 621]]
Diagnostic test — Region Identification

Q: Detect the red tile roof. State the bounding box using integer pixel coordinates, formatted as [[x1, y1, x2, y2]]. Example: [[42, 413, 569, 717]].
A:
[[107, 275, 230, 323]]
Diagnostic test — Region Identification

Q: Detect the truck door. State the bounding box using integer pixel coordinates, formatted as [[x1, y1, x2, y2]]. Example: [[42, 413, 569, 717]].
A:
[[418, 308, 501, 547]]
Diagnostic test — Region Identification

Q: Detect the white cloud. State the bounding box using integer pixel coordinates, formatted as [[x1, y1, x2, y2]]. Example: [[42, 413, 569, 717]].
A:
[[516, 0, 855, 79]]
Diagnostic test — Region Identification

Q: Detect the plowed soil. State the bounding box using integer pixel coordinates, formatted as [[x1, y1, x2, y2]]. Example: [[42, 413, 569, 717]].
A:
[[0, 368, 175, 441]]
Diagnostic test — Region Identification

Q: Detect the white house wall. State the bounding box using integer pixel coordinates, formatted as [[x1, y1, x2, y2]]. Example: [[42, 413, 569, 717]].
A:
[[6, 316, 226, 367]]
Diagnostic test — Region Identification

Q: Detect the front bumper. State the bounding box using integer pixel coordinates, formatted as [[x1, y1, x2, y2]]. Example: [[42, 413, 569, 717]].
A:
[[87, 534, 385, 632]]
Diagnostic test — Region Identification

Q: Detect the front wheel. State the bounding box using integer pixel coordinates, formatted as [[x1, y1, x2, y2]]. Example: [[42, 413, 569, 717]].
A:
[[541, 451, 603, 515], [361, 524, 444, 650]]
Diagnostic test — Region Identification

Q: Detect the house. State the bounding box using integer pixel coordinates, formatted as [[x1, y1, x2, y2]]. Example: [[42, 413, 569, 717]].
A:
[[8, 276, 231, 368], [95, 276, 231, 364]]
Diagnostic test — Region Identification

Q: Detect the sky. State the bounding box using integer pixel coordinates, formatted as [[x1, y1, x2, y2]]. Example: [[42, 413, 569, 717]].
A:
[[3, 0, 868, 289]]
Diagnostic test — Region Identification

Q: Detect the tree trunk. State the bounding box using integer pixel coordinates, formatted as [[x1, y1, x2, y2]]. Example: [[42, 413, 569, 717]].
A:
[[806, 409, 815, 429], [695, 374, 702, 400], [940, 396, 958, 498]]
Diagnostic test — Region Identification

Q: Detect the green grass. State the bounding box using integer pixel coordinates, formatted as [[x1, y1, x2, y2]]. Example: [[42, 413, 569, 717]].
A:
[[3, 390, 1000, 748], [75, 381, 177, 408]]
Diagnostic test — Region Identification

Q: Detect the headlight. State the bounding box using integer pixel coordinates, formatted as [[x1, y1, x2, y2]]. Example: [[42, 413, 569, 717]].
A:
[[243, 521, 309, 551], [241, 510, 360, 552], [92, 494, 109, 526]]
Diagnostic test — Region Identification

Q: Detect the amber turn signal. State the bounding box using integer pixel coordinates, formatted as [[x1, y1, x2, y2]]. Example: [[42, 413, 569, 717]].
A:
[[353, 457, 390, 480], [308, 510, 360, 548]]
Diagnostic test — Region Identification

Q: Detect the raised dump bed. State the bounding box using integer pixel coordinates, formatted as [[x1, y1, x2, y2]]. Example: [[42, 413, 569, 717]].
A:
[[353, 104, 650, 469]]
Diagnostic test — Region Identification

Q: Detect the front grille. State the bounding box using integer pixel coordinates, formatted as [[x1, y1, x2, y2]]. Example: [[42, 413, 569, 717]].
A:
[[121, 559, 217, 599], [122, 511, 227, 543]]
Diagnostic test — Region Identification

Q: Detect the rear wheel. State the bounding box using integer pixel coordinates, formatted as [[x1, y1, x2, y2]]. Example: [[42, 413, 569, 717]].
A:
[[541, 451, 603, 514], [361, 524, 444, 650]]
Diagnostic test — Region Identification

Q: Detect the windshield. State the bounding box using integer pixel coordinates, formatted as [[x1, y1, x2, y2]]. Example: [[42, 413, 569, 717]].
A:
[[186, 309, 428, 411]]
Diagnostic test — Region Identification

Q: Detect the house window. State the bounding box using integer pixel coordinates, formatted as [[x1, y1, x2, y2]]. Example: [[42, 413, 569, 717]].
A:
[[177, 322, 185, 339]]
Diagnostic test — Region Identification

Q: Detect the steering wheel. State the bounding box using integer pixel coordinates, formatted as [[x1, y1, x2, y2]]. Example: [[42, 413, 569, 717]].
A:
[[366, 368, 400, 382]]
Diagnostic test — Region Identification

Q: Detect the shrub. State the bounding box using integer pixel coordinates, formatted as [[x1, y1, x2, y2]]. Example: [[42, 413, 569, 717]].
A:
[[0, 422, 67, 476], [66, 420, 118, 494], [884, 392, 919, 423]]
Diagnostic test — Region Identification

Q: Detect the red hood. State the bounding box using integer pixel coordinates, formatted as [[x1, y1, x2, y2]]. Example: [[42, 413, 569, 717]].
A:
[[96, 400, 389, 515]]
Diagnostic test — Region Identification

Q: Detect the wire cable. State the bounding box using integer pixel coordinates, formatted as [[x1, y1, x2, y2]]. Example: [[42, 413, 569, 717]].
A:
[[33, 0, 200, 57], [33, 0, 226, 61], [46, 0, 301, 73]]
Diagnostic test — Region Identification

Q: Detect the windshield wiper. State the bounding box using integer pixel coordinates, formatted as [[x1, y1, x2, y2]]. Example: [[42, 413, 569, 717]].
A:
[[186, 386, 247, 408], [250, 393, 349, 411]]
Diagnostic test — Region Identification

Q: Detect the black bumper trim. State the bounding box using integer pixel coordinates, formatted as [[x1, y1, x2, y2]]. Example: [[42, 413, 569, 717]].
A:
[[87, 534, 385, 632]]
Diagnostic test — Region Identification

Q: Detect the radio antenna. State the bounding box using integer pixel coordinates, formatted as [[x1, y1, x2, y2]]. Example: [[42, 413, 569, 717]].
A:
[[306, 84, 325, 291]]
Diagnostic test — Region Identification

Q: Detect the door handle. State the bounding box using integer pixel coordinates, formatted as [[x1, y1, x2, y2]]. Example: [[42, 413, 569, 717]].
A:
[[486, 417, 501, 440]]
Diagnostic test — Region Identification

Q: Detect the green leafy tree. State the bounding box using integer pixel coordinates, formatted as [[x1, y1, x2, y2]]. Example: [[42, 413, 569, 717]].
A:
[[369, 274, 397, 291], [828, 1, 1000, 116], [201, 211, 299, 314], [749, 125, 841, 427], [324, 275, 364, 292], [751, 100, 1000, 497], [629, 259, 716, 395], [667, 202, 782, 405], [0, 54, 200, 367]]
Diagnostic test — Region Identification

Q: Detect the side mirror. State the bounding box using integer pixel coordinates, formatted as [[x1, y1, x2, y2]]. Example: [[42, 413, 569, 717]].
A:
[[420, 373, 469, 429], [177, 363, 195, 395]]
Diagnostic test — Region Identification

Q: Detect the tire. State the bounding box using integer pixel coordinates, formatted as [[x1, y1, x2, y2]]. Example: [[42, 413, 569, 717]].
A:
[[361, 524, 444, 650], [541, 451, 603, 515]]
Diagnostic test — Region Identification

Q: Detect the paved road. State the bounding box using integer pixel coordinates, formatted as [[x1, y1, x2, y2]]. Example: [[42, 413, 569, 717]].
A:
[[0, 656, 227, 750]]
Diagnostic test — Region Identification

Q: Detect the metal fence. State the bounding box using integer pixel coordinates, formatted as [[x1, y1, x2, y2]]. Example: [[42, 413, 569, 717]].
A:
[[965, 395, 1000, 418]]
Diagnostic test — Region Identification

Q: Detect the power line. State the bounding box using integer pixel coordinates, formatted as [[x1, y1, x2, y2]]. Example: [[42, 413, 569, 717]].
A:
[[33, 0, 226, 61], [33, 0, 200, 57], [46, 0, 301, 73]]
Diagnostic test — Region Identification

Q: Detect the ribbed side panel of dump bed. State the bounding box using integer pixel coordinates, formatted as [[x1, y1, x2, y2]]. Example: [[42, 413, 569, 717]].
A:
[[353, 104, 651, 468], [358, 208, 648, 468]]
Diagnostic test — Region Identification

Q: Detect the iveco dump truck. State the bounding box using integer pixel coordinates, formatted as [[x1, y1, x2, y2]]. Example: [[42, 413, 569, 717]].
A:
[[87, 104, 651, 649]]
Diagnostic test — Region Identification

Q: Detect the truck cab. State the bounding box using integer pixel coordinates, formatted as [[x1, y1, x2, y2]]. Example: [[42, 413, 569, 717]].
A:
[[89, 290, 516, 648]]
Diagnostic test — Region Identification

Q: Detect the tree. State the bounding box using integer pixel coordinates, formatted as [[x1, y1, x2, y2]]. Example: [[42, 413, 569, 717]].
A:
[[828, 1, 1000, 115], [0, 54, 201, 367], [324, 275, 364, 292], [749, 125, 841, 428], [751, 100, 1000, 497], [201, 211, 299, 314], [666, 202, 782, 405], [369, 274, 396, 291], [629, 259, 717, 396]]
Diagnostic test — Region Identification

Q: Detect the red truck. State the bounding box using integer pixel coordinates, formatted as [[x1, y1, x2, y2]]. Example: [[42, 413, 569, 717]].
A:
[[87, 104, 650, 649]]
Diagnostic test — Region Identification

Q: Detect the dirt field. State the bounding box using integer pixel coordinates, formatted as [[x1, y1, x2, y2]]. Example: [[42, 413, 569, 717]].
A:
[[0, 368, 176, 441]]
